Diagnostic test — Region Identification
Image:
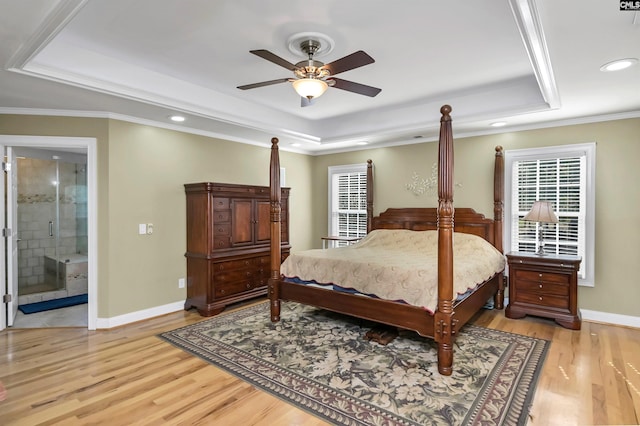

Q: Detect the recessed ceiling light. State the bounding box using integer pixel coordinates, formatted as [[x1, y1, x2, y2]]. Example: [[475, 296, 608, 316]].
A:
[[600, 58, 638, 72], [169, 115, 185, 122], [490, 121, 507, 127], [291, 143, 301, 147], [356, 141, 368, 145]]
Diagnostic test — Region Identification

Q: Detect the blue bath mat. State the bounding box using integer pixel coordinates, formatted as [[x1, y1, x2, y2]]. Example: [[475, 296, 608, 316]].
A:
[[18, 294, 88, 314]]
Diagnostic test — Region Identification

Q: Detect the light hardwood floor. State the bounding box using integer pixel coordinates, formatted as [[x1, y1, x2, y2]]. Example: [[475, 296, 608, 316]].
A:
[[1, 299, 639, 425]]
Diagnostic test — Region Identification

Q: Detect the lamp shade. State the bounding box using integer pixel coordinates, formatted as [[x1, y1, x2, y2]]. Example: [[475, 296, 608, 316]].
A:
[[523, 200, 558, 223], [292, 78, 328, 100]]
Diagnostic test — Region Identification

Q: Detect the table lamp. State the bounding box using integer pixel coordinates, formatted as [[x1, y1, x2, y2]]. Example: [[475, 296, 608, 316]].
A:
[[523, 200, 558, 255]]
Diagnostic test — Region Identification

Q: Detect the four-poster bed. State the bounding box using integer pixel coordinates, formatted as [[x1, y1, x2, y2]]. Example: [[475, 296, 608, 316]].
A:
[[268, 105, 506, 375]]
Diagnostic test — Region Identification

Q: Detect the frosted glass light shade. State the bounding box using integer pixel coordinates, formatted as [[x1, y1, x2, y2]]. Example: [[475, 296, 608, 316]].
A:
[[292, 78, 328, 100]]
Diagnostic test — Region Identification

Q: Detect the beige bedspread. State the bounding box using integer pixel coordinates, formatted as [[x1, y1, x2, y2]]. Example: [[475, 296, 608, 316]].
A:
[[281, 229, 505, 312]]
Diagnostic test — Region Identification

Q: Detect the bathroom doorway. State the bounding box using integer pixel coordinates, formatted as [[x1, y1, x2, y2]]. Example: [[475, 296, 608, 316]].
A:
[[13, 148, 88, 327], [1, 136, 97, 331]]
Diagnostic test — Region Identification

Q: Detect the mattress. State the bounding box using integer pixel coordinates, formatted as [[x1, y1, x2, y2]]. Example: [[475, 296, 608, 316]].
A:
[[280, 229, 505, 312]]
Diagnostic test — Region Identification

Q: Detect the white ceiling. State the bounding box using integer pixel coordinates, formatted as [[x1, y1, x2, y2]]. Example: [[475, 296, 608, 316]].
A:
[[1, 0, 639, 154]]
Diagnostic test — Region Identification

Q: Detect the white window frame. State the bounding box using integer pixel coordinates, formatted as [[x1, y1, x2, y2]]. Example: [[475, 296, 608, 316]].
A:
[[505, 143, 596, 286], [327, 163, 368, 244]]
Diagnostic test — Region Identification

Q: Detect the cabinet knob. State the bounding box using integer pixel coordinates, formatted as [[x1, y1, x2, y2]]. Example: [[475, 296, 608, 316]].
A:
[[539, 284, 543, 289], [220, 289, 225, 294], [539, 273, 543, 278], [246, 283, 251, 288], [539, 296, 543, 301]]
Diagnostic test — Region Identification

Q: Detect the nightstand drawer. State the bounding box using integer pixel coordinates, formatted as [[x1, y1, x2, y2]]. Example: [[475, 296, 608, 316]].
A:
[[517, 279, 569, 296], [516, 292, 569, 310], [515, 269, 569, 285]]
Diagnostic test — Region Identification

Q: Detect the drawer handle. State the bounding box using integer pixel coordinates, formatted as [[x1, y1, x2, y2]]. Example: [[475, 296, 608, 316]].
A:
[[246, 283, 251, 289], [246, 272, 251, 276], [539, 284, 543, 289], [220, 289, 225, 294], [539, 296, 543, 301], [539, 273, 543, 278]]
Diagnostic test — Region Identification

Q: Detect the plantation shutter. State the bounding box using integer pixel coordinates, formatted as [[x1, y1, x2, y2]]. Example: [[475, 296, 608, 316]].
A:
[[329, 164, 368, 245], [511, 155, 586, 279]]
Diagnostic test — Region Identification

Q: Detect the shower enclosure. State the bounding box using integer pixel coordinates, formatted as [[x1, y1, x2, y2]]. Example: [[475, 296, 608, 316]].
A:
[[15, 148, 88, 304]]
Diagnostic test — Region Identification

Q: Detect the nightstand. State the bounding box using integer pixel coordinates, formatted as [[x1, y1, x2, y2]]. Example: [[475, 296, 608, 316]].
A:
[[505, 251, 582, 330]]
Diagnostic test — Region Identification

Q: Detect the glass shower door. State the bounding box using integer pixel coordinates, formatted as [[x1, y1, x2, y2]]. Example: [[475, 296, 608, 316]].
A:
[[16, 152, 88, 299]]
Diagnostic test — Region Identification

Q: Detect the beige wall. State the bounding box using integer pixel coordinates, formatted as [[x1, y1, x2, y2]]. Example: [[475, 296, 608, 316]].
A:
[[1, 114, 638, 319], [313, 118, 640, 317], [105, 121, 313, 317]]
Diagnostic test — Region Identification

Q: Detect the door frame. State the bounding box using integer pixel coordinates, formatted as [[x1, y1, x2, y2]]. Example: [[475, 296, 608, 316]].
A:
[[0, 135, 98, 330]]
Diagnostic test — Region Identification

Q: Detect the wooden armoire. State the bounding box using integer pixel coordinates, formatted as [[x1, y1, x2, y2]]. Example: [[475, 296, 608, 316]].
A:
[[184, 182, 290, 316]]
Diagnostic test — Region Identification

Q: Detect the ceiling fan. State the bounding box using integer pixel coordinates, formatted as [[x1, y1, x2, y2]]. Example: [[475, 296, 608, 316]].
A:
[[237, 39, 381, 107]]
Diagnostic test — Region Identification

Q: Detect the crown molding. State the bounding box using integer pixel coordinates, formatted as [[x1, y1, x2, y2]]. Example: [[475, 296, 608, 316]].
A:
[[509, 0, 560, 109], [5, 0, 88, 70]]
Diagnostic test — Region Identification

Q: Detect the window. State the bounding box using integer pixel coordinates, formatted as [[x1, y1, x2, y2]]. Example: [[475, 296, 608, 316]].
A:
[[505, 143, 596, 286], [328, 163, 368, 246]]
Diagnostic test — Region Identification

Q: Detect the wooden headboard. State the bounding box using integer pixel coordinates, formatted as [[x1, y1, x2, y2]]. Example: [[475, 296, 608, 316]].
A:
[[371, 207, 496, 247]]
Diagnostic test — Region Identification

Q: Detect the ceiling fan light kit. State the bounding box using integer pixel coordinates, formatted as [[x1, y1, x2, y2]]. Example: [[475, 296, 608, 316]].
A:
[[237, 34, 381, 106], [292, 78, 328, 100]]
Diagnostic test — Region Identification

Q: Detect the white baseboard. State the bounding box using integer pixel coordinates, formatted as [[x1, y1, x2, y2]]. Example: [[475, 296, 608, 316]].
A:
[[96, 301, 185, 329], [580, 309, 640, 329], [94, 300, 639, 330]]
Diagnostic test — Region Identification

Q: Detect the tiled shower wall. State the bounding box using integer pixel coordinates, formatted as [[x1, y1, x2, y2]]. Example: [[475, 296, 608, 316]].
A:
[[17, 157, 87, 294]]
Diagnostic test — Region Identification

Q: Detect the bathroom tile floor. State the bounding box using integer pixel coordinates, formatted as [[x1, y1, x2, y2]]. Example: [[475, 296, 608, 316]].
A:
[[11, 304, 88, 328]]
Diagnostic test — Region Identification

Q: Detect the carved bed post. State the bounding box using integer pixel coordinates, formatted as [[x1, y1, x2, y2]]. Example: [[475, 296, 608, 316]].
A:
[[366, 159, 373, 233], [493, 146, 505, 309], [435, 105, 455, 376], [268, 137, 282, 322]]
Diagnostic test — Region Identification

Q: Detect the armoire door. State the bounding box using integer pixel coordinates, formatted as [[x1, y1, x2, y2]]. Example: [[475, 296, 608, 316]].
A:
[[230, 199, 253, 246], [255, 200, 271, 244]]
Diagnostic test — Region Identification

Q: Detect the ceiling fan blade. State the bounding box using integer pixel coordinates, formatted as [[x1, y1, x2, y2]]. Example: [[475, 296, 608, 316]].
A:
[[250, 49, 298, 71], [301, 97, 316, 108], [322, 51, 375, 76], [237, 78, 290, 90], [330, 78, 381, 97]]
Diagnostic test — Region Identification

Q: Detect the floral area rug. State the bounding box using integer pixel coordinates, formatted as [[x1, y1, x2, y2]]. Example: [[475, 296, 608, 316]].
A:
[[159, 302, 548, 425]]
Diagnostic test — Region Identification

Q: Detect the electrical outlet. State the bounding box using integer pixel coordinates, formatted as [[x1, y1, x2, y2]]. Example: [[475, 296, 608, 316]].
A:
[[147, 223, 153, 234], [178, 278, 185, 288]]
